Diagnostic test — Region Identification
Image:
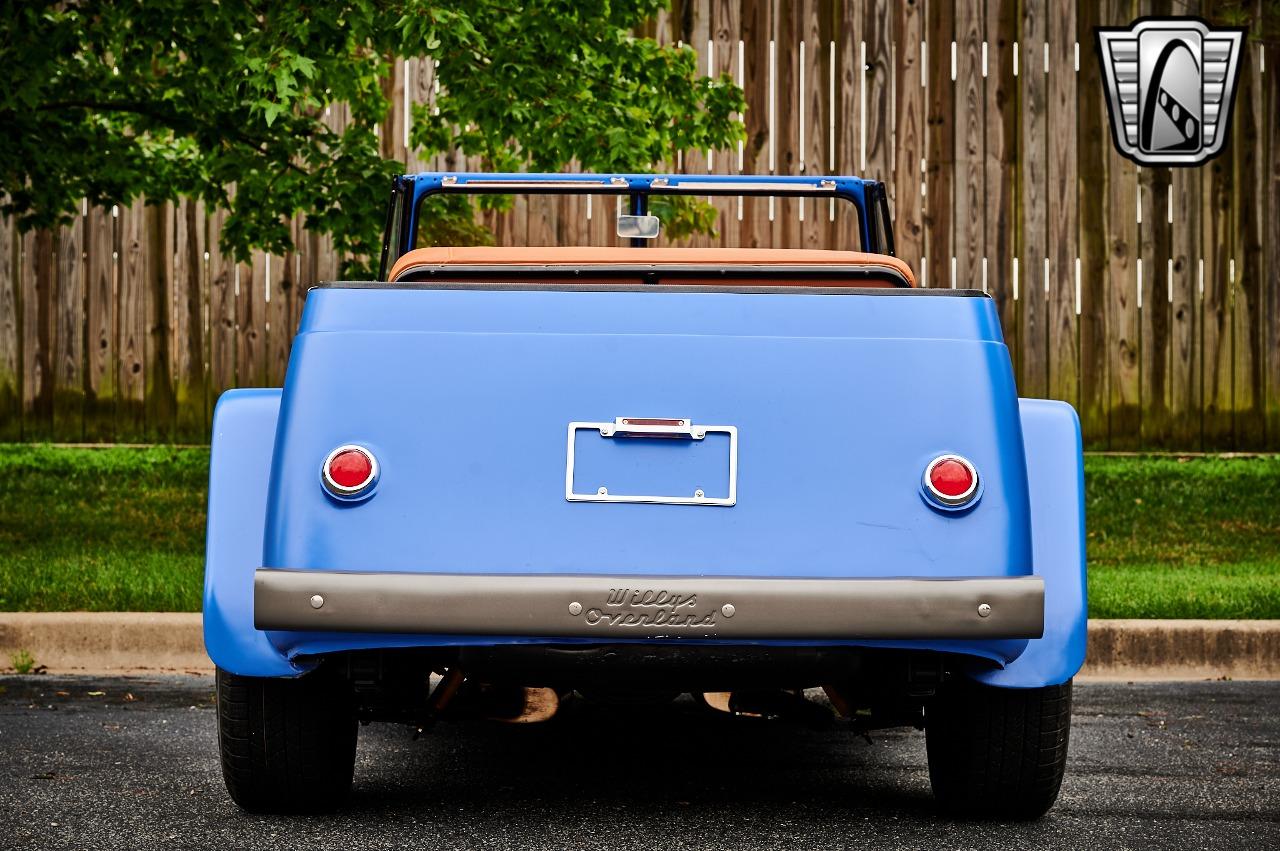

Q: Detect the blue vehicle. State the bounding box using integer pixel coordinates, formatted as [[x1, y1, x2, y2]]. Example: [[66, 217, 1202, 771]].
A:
[[205, 173, 1085, 817]]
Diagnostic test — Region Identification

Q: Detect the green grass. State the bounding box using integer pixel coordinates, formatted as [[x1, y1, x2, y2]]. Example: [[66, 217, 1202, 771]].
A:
[[0, 445, 208, 611], [1083, 454, 1280, 618], [0, 446, 1276, 617], [1088, 563, 1278, 619]]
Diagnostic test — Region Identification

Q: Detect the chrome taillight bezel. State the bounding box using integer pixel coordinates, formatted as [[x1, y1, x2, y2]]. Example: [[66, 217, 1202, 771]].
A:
[[922, 453, 981, 509], [321, 444, 379, 501]]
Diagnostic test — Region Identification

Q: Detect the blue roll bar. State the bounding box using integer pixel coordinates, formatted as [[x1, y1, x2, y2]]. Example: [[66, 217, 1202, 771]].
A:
[[380, 172, 894, 279]]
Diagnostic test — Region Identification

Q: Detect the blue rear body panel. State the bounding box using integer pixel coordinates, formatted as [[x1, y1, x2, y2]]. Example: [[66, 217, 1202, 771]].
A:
[[203, 286, 1086, 687]]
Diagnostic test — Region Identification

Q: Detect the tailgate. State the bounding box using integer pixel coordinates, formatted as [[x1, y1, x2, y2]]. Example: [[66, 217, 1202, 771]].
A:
[[263, 286, 1032, 582]]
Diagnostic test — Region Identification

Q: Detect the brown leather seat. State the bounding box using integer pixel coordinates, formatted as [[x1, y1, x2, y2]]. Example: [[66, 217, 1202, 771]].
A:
[[388, 246, 916, 288]]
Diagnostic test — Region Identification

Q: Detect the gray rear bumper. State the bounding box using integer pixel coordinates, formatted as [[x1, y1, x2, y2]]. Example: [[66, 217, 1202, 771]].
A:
[[254, 570, 1044, 640]]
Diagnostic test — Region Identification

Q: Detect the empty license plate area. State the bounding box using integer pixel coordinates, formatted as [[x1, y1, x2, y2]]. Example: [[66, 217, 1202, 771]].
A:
[[565, 418, 737, 506]]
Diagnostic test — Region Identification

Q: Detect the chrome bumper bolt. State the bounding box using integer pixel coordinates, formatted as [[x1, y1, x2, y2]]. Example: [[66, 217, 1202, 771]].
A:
[[568, 601, 583, 616], [721, 603, 736, 618], [310, 594, 325, 610], [977, 602, 992, 618]]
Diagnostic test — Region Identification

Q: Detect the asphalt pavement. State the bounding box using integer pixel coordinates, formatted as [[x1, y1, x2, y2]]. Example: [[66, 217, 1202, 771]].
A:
[[0, 676, 1275, 850]]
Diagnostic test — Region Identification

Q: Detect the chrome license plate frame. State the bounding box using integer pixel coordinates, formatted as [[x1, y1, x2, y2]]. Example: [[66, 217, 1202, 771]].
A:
[[564, 417, 738, 507]]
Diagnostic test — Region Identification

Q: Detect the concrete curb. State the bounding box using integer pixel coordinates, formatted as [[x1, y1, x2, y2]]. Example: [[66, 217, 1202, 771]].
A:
[[1081, 619, 1280, 680], [0, 613, 208, 675], [0, 613, 1277, 678]]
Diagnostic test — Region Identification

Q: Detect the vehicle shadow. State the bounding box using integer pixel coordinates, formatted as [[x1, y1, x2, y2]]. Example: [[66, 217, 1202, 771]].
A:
[[342, 694, 939, 820]]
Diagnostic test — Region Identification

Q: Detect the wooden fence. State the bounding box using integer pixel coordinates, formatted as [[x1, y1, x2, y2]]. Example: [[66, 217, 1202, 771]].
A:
[[0, 0, 1276, 448]]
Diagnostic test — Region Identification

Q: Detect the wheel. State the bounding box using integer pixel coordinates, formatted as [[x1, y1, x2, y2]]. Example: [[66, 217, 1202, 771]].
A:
[[216, 665, 358, 813], [925, 678, 1072, 820]]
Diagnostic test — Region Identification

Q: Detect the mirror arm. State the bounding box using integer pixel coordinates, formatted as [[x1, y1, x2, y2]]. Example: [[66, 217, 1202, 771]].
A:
[[628, 193, 649, 248]]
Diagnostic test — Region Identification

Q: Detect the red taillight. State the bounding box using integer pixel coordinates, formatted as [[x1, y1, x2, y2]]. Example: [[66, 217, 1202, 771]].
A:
[[322, 445, 378, 499], [924, 455, 979, 507]]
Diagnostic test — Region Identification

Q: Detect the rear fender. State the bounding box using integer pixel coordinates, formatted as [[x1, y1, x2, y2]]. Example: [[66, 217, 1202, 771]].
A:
[[968, 399, 1086, 688], [202, 389, 304, 677]]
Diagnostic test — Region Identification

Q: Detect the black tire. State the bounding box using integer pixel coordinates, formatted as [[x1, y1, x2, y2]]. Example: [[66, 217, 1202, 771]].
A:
[[925, 678, 1072, 820], [216, 665, 358, 813]]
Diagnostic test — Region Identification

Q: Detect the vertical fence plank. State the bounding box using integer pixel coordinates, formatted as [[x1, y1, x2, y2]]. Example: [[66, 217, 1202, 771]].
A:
[[860, 0, 891, 251], [711, 0, 741, 246], [1135, 6, 1166, 447], [21, 228, 55, 440], [143, 203, 175, 441], [924, 0, 954, 288], [53, 212, 85, 440], [1138, 162, 1172, 446], [207, 208, 236, 409], [1201, 125, 1233, 445], [820, 0, 840, 245], [403, 57, 424, 174], [381, 58, 408, 165], [676, 0, 710, 247], [740, 0, 772, 249], [1107, 148, 1141, 450], [558, 193, 586, 250], [1076, 1, 1107, 446], [862, 0, 890, 187], [237, 252, 267, 388], [1201, 161, 1233, 448], [527, 194, 558, 247], [171, 204, 187, 420], [774, 0, 801, 247], [1265, 39, 1280, 446], [653, 4, 674, 48], [265, 250, 291, 387], [1135, 0, 1172, 448], [412, 57, 443, 174], [1198, 0, 1235, 447], [317, 223, 341, 284], [649, 5, 678, 232], [0, 214, 18, 440], [116, 200, 146, 440], [173, 200, 191, 434], [174, 199, 207, 441], [1019, 0, 1048, 395], [84, 207, 116, 441], [293, 216, 311, 332], [954, 0, 983, 290], [1169, 70, 1202, 450], [986, 0, 1020, 379], [893, 0, 925, 274], [1155, 1, 1199, 447], [832, 0, 864, 252], [694, 0, 715, 247], [1105, 1, 1140, 447], [322, 100, 351, 276], [798, 0, 825, 248], [1231, 30, 1266, 449], [1047, 0, 1078, 409], [1169, 164, 1201, 448], [586, 191, 613, 248], [1141, 1, 1187, 450], [504, 192, 528, 247]]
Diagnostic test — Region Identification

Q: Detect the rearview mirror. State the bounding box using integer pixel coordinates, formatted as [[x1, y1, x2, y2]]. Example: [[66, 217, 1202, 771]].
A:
[[616, 214, 661, 240]]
